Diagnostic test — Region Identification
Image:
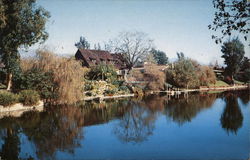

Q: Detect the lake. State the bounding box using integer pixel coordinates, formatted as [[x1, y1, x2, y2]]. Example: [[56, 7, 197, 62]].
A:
[[0, 90, 249, 160]]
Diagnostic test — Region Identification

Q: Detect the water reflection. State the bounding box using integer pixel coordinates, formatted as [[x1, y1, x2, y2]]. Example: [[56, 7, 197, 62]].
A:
[[164, 93, 217, 125], [113, 101, 156, 144], [23, 106, 84, 160], [0, 105, 85, 160], [0, 90, 249, 159], [220, 92, 244, 134], [0, 118, 21, 160]]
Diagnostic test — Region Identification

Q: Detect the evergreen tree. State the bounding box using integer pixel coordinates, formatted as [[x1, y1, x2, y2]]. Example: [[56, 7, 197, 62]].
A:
[[151, 49, 168, 65], [221, 38, 245, 82], [75, 36, 90, 49], [0, 0, 50, 90]]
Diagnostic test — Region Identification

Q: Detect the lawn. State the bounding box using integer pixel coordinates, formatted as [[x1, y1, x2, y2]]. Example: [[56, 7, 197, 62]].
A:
[[0, 83, 6, 89], [234, 80, 245, 85], [208, 80, 229, 87]]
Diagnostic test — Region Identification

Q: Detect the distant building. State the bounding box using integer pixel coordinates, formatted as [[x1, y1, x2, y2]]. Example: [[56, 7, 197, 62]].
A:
[[75, 49, 127, 70]]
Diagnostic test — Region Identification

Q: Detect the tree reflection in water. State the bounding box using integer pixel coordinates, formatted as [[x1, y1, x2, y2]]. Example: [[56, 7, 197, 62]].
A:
[[22, 106, 85, 160], [0, 91, 248, 159], [164, 93, 217, 125], [113, 101, 156, 144], [220, 92, 243, 134], [0, 105, 85, 160], [0, 117, 21, 160]]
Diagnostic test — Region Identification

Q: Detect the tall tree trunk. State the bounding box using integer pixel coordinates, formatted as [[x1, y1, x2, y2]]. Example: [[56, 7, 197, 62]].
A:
[[6, 73, 12, 91]]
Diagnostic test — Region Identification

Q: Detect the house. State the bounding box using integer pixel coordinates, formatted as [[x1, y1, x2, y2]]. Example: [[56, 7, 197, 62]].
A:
[[75, 49, 127, 70]]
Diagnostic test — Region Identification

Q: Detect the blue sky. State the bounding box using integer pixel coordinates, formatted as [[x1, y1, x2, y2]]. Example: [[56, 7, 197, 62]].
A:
[[31, 0, 249, 65]]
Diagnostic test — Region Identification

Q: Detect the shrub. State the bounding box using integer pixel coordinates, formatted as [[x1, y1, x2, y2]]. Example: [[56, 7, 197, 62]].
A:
[[84, 81, 94, 91], [86, 64, 117, 83], [132, 86, 144, 97], [166, 58, 199, 88], [19, 90, 40, 106], [144, 64, 166, 91], [112, 80, 124, 87], [119, 85, 129, 91], [104, 89, 116, 95], [0, 91, 18, 106], [197, 66, 216, 86], [18, 68, 55, 99]]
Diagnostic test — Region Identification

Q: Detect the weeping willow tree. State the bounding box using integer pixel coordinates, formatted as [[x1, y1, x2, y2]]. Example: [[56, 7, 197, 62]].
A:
[[21, 49, 87, 104]]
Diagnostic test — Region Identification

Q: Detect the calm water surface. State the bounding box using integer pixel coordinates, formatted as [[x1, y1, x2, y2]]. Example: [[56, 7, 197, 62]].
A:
[[0, 90, 249, 160]]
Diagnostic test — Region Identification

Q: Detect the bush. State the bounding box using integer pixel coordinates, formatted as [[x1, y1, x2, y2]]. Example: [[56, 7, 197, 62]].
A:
[[86, 64, 117, 83], [0, 91, 18, 106], [19, 90, 40, 106], [144, 64, 166, 91], [166, 58, 199, 88], [18, 68, 55, 99], [112, 80, 124, 87], [197, 66, 216, 86], [104, 89, 116, 95], [132, 86, 144, 97]]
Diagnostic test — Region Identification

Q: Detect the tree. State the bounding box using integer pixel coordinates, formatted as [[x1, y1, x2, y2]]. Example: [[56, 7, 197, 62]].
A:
[[94, 43, 101, 50], [197, 65, 216, 86], [221, 38, 245, 82], [108, 31, 153, 69], [0, 0, 50, 90], [151, 48, 168, 65], [208, 0, 250, 44], [0, 0, 6, 29], [166, 53, 199, 88], [113, 101, 155, 143], [75, 36, 90, 49], [238, 57, 250, 82]]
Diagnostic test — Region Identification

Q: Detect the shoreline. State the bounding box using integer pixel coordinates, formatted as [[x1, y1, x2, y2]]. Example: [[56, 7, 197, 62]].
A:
[[0, 101, 44, 118], [0, 85, 248, 117], [83, 94, 135, 101], [153, 84, 249, 94]]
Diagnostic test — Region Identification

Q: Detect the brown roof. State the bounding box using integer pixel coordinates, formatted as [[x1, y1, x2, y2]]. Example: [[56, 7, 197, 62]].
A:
[[75, 49, 127, 70]]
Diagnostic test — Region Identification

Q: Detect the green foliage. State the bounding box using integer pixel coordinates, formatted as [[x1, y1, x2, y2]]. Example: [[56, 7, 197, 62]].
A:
[[221, 38, 245, 81], [209, 0, 250, 43], [19, 90, 40, 106], [84, 80, 130, 97], [0, 83, 6, 89], [17, 68, 55, 99], [208, 80, 229, 87], [75, 36, 90, 49], [0, 91, 18, 106], [104, 88, 116, 95], [166, 55, 199, 88], [84, 80, 94, 91], [151, 49, 168, 65], [238, 57, 250, 82], [86, 64, 117, 83], [112, 80, 124, 87], [0, 0, 50, 89], [118, 85, 130, 92]]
